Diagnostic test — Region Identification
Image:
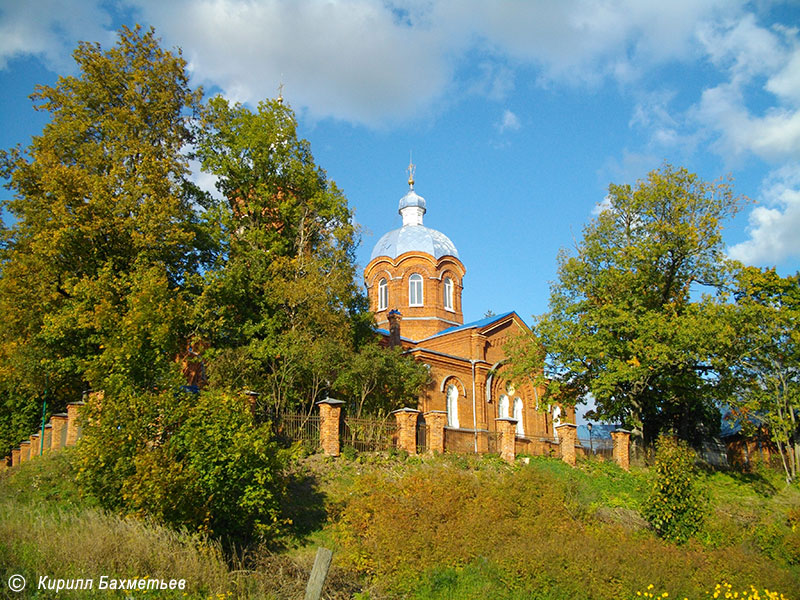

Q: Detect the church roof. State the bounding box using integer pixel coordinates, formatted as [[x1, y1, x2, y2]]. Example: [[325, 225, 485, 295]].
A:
[[370, 225, 460, 261], [426, 311, 516, 338]]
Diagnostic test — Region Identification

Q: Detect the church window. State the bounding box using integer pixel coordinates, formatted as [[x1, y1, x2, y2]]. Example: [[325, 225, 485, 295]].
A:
[[409, 273, 423, 306], [446, 384, 459, 428], [378, 278, 388, 310], [443, 277, 454, 311], [513, 398, 524, 436], [498, 394, 509, 419]]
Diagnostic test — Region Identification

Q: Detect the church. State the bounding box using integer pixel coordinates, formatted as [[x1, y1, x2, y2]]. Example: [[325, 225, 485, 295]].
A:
[[364, 167, 573, 450]]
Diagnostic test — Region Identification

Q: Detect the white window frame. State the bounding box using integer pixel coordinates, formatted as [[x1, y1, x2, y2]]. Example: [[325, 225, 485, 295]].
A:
[[498, 394, 509, 420], [378, 278, 388, 311], [513, 397, 524, 436], [409, 273, 423, 306], [443, 276, 454, 311], [446, 384, 460, 428]]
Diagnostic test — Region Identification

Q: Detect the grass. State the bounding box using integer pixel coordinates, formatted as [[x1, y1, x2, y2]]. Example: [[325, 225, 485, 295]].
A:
[[1, 449, 799, 599]]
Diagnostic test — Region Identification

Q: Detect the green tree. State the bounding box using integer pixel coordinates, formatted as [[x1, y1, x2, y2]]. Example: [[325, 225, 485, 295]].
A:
[[192, 97, 371, 413], [335, 342, 430, 419], [725, 267, 800, 482], [0, 26, 209, 454], [510, 165, 744, 446]]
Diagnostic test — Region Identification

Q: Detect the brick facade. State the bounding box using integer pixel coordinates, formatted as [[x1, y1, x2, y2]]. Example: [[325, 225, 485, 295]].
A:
[[495, 418, 517, 463]]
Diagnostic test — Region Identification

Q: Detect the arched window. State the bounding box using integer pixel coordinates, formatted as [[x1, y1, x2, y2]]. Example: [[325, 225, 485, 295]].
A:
[[409, 273, 423, 306], [443, 277, 454, 311], [552, 405, 562, 439], [498, 394, 509, 419], [446, 384, 460, 428], [513, 398, 524, 436], [378, 278, 388, 311]]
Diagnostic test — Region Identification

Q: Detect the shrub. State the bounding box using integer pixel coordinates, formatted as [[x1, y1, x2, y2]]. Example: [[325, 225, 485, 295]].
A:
[[77, 389, 287, 544], [643, 436, 706, 544]]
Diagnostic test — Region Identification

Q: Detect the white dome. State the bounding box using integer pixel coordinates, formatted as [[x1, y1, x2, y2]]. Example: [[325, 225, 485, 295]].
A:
[[370, 225, 459, 261]]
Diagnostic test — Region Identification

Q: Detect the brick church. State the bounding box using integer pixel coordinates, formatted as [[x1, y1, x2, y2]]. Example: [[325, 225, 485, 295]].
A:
[[364, 167, 573, 448]]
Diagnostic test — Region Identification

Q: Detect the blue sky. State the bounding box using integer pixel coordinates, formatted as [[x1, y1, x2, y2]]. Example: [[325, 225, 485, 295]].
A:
[[1, 0, 799, 328]]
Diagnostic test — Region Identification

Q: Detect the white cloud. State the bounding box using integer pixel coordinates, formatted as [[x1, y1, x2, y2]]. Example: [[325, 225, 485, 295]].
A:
[[498, 109, 520, 133], [0, 0, 114, 72], [728, 166, 800, 265]]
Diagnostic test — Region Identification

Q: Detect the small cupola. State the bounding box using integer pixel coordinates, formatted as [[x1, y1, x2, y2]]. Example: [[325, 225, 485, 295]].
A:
[[398, 165, 426, 226]]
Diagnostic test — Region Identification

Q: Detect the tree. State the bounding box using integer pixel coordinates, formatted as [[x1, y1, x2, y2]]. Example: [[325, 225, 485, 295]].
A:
[[725, 267, 800, 482], [0, 26, 209, 454], [192, 97, 372, 413], [511, 165, 744, 446], [335, 342, 430, 420]]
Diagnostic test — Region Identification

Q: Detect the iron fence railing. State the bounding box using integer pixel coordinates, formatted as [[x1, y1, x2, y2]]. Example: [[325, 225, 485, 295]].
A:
[[273, 413, 320, 445], [341, 416, 397, 452]]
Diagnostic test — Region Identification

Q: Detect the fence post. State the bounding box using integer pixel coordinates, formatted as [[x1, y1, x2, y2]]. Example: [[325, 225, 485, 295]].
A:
[[610, 429, 631, 471], [50, 415, 68, 450], [11, 448, 20, 467], [304, 547, 334, 600], [423, 410, 447, 454], [30, 434, 40, 458], [316, 398, 344, 457], [555, 423, 578, 466], [65, 401, 86, 447], [19, 441, 31, 463], [495, 418, 518, 463], [392, 408, 420, 455]]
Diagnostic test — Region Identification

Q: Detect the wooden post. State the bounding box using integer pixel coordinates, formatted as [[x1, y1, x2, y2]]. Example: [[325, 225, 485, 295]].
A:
[[304, 547, 333, 600]]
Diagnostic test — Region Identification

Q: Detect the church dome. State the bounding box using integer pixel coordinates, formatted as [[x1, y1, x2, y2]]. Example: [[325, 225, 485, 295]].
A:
[[370, 225, 459, 260], [370, 171, 459, 261]]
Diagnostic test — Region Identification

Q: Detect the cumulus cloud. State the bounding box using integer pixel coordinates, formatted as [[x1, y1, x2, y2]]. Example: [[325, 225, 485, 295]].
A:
[[728, 166, 800, 265], [0, 0, 114, 72]]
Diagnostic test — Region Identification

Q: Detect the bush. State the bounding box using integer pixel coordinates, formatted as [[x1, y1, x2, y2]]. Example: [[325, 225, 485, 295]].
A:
[[77, 389, 287, 544], [643, 436, 706, 544]]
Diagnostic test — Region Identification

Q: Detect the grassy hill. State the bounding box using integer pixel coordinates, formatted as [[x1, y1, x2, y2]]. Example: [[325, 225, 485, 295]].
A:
[[1, 449, 799, 599]]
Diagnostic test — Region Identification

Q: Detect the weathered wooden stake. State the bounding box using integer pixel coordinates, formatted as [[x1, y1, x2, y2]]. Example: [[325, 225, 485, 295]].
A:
[[304, 547, 333, 600]]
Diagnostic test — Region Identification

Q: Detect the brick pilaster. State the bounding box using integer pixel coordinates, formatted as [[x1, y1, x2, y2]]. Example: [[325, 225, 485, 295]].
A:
[[42, 424, 52, 453], [317, 398, 344, 457], [11, 448, 20, 467], [555, 423, 578, 466], [65, 402, 85, 447], [50, 414, 68, 450], [495, 418, 518, 463], [423, 410, 447, 454], [30, 434, 40, 458], [393, 408, 420, 455], [20, 441, 31, 462], [610, 429, 631, 471]]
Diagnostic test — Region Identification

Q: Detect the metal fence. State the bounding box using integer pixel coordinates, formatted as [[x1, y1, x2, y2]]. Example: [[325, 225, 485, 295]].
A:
[[341, 416, 397, 452], [272, 413, 320, 445], [416, 422, 428, 454], [578, 438, 614, 460]]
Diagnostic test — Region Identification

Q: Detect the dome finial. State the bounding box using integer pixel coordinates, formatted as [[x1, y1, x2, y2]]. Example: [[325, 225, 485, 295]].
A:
[[407, 153, 415, 190]]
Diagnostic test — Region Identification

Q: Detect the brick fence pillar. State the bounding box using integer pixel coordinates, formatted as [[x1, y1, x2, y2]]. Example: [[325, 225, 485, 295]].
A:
[[50, 414, 68, 450], [317, 398, 344, 457], [30, 434, 40, 458], [495, 418, 518, 463], [423, 410, 448, 454], [42, 424, 52, 453], [65, 402, 85, 447], [393, 408, 420, 455], [0, 456, 8, 470], [20, 441, 31, 463], [610, 429, 631, 471], [11, 448, 20, 467], [556, 423, 578, 467]]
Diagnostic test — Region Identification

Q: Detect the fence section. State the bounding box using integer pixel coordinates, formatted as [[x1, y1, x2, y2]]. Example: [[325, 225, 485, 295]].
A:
[[274, 413, 320, 445], [578, 438, 614, 460], [340, 416, 397, 452]]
